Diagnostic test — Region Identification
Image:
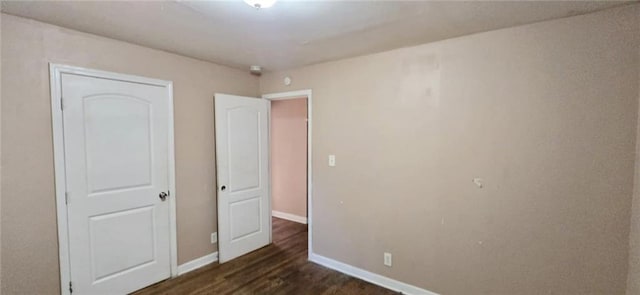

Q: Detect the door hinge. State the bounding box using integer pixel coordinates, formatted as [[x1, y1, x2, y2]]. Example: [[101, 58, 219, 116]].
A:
[[65, 192, 70, 205], [61, 97, 64, 111], [69, 281, 73, 293]]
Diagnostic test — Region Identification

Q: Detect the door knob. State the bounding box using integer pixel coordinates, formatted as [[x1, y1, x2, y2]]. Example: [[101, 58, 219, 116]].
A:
[[220, 185, 227, 191], [159, 192, 168, 201]]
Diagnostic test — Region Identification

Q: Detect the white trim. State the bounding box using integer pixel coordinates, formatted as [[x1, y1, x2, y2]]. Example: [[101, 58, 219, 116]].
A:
[[262, 90, 313, 256], [167, 82, 178, 278], [309, 253, 439, 295], [272, 210, 307, 224], [177, 252, 219, 276], [262, 90, 309, 101], [267, 101, 273, 243], [50, 64, 71, 295], [49, 64, 178, 295]]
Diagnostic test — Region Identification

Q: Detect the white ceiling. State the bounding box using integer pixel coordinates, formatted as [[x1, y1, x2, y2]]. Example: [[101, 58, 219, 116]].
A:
[[1, 0, 632, 71]]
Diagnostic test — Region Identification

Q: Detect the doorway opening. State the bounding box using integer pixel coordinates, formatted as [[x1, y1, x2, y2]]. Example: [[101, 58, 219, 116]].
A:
[[214, 90, 313, 264], [270, 97, 308, 223], [263, 90, 313, 257]]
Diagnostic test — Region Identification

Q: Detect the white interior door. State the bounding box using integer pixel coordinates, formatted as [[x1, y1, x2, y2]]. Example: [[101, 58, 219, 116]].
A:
[[215, 93, 271, 263], [62, 73, 172, 293]]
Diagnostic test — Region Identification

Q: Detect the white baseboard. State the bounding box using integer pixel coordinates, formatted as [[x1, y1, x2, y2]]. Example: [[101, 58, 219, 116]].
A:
[[272, 210, 307, 224], [309, 253, 438, 295], [177, 252, 218, 276]]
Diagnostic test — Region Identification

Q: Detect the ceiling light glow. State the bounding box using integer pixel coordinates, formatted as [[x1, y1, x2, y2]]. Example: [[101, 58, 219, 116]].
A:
[[244, 0, 277, 9]]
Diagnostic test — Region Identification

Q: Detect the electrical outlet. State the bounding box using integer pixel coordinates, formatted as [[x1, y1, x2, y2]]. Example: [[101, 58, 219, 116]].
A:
[[384, 252, 392, 267], [211, 232, 217, 244]]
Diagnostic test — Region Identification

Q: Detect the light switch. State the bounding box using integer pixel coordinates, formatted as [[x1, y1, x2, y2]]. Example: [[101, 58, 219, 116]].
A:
[[328, 155, 336, 167]]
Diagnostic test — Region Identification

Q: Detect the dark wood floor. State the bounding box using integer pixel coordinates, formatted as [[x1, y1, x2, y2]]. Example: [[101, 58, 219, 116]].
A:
[[134, 217, 398, 295]]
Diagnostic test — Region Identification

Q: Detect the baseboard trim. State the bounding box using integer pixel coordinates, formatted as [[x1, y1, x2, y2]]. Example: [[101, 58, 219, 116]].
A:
[[272, 210, 307, 224], [177, 252, 218, 276], [309, 253, 438, 295]]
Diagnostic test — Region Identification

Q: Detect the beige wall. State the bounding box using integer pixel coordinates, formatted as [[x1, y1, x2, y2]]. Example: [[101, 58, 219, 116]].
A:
[[260, 5, 640, 295], [628, 37, 640, 295], [0, 14, 258, 294], [271, 98, 308, 218]]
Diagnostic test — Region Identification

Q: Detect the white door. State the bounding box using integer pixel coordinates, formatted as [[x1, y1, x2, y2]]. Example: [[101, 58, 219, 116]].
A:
[[215, 94, 271, 263], [62, 73, 172, 293]]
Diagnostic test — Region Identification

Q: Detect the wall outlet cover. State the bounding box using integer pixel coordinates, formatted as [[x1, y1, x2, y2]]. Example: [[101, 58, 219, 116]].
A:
[[384, 252, 392, 267]]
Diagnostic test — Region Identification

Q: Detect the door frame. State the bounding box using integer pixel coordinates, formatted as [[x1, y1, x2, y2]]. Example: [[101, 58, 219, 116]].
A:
[[262, 90, 313, 257], [49, 64, 178, 295]]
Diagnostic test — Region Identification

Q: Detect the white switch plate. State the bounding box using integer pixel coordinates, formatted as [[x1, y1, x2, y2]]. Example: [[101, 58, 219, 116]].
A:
[[211, 232, 217, 244], [384, 252, 392, 267], [328, 155, 336, 167]]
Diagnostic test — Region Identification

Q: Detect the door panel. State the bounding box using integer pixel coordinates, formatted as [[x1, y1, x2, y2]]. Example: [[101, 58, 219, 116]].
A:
[[84, 95, 153, 193], [62, 73, 171, 294], [228, 107, 261, 192], [215, 94, 270, 263], [89, 206, 156, 282], [230, 197, 262, 240]]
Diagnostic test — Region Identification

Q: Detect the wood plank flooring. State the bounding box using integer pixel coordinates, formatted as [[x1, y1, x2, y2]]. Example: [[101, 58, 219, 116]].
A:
[[134, 217, 398, 295]]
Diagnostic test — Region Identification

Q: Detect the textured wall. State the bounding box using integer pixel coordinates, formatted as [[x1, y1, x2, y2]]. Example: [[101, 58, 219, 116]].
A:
[[260, 5, 640, 294]]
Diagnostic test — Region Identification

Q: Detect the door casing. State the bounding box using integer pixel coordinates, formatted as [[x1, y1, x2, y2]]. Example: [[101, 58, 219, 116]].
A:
[[49, 64, 178, 295]]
